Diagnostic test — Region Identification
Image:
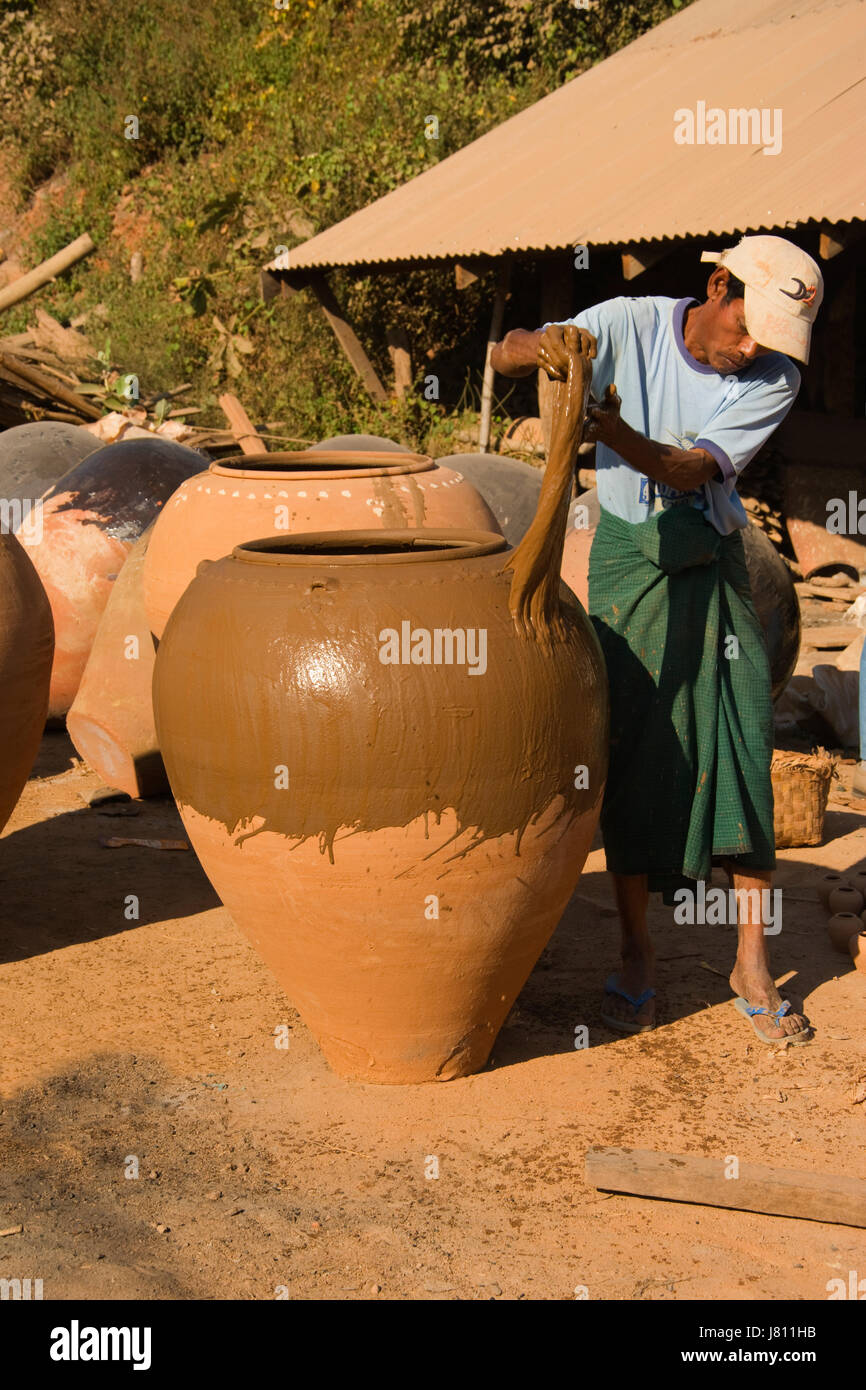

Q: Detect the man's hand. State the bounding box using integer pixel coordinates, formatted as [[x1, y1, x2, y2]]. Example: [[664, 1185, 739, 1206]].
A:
[[537, 324, 596, 381], [584, 383, 622, 447]]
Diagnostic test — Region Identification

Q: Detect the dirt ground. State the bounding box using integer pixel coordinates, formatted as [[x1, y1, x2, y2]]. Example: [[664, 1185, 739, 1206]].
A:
[[1, 729, 864, 1303]]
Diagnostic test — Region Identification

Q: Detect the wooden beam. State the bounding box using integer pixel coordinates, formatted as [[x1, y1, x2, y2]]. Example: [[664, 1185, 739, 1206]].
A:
[[386, 325, 413, 399], [219, 392, 263, 455], [306, 273, 388, 402], [818, 222, 866, 260], [479, 262, 511, 453], [537, 254, 574, 455], [586, 1146, 866, 1228], [621, 243, 667, 281]]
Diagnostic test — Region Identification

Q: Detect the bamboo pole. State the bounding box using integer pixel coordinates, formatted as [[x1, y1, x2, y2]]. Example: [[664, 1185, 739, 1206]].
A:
[[479, 262, 511, 453], [0, 234, 96, 313]]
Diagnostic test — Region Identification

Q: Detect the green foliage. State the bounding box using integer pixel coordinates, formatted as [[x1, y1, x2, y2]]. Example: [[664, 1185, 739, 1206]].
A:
[[3, 0, 691, 441]]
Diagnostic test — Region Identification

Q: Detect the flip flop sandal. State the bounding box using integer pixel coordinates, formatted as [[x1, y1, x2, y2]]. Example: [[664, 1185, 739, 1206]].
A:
[[601, 974, 656, 1034], [733, 997, 811, 1045]]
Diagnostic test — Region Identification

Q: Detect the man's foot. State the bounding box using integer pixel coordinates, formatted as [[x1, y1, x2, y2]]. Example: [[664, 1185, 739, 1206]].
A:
[[729, 963, 811, 1042], [601, 956, 656, 1033]]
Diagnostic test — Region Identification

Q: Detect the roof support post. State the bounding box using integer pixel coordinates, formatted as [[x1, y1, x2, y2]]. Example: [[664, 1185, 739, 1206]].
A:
[[537, 254, 574, 454], [386, 325, 413, 399], [479, 262, 511, 453], [306, 272, 388, 402]]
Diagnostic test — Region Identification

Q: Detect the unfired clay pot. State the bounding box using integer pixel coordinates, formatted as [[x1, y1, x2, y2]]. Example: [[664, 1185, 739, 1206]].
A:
[[434, 454, 542, 546], [142, 450, 501, 641], [847, 870, 866, 901], [819, 873, 851, 909], [154, 335, 607, 1084], [827, 885, 864, 917], [561, 489, 801, 700], [27, 437, 204, 718], [849, 930, 866, 973], [0, 533, 54, 832], [67, 526, 166, 799], [828, 912, 861, 954]]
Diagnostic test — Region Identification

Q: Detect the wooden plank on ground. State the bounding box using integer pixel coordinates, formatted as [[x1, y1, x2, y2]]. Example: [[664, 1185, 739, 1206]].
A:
[[585, 1146, 866, 1228], [800, 623, 860, 649], [0, 234, 95, 313]]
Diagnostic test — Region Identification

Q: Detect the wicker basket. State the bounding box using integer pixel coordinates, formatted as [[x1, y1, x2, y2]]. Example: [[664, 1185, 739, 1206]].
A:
[[771, 748, 838, 848]]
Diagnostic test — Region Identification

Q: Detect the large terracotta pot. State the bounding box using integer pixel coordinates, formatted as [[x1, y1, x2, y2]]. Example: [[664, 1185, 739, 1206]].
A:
[[0, 533, 54, 832], [142, 450, 501, 641], [561, 489, 801, 700], [67, 526, 166, 798], [0, 421, 102, 509], [154, 333, 607, 1083], [27, 437, 205, 718]]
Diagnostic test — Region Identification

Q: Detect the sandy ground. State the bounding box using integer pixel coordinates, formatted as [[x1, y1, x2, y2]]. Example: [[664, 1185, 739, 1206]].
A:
[[1, 730, 864, 1303]]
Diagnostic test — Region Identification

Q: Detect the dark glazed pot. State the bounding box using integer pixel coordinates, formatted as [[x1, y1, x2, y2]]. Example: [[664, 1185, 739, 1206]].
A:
[[153, 530, 608, 1083], [560, 489, 801, 700], [26, 437, 205, 718], [0, 533, 54, 831], [434, 453, 542, 547], [0, 421, 102, 506]]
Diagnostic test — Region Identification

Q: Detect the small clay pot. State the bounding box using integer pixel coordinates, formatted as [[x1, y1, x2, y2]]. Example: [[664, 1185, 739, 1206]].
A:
[[848, 870, 866, 900], [849, 931, 866, 974], [828, 912, 862, 953], [818, 873, 850, 908], [828, 885, 864, 916]]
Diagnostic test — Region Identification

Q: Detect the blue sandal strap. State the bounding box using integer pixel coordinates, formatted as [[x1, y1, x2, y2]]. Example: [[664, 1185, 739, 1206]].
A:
[[604, 974, 656, 1011], [745, 1000, 790, 1022]]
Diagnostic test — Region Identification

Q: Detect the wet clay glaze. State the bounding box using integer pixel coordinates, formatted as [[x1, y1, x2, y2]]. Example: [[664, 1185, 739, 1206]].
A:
[[67, 526, 166, 798], [0, 533, 54, 832], [560, 490, 801, 701], [154, 333, 608, 1083], [27, 437, 204, 718], [142, 450, 500, 640]]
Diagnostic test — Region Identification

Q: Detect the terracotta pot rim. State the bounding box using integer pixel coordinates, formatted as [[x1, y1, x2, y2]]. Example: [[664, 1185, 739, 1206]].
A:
[[231, 530, 509, 566], [211, 450, 433, 480]]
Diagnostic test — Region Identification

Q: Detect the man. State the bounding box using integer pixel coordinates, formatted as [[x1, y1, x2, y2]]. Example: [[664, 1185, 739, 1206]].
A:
[[491, 234, 823, 1043]]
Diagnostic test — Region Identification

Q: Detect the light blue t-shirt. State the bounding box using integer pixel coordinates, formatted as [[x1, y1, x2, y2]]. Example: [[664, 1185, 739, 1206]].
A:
[[551, 296, 800, 535]]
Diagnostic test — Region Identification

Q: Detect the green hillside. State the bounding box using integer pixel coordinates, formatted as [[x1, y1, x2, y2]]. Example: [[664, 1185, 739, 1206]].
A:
[[0, 0, 688, 449]]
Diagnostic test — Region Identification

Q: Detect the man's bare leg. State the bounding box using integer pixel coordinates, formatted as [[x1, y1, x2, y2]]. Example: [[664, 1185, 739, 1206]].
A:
[[604, 873, 656, 1027], [725, 863, 810, 1041]]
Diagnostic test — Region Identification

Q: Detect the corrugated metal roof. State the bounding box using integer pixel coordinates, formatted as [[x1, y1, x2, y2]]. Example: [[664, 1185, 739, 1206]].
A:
[[268, 0, 866, 273]]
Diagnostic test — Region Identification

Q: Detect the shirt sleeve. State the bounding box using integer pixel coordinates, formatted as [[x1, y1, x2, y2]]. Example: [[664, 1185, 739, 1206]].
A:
[[695, 361, 800, 483], [541, 298, 626, 397]]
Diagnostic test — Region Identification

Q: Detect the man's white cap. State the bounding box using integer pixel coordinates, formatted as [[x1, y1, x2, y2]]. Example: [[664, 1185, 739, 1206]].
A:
[[700, 234, 824, 364]]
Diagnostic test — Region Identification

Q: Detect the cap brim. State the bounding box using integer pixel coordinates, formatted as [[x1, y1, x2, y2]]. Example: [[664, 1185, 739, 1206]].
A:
[[744, 285, 811, 364]]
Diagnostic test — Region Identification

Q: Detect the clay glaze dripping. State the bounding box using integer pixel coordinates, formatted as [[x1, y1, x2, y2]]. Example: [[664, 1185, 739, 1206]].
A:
[[502, 326, 593, 646]]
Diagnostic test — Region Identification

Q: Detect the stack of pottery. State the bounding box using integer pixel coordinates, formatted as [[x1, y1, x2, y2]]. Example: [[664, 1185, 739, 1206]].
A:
[[153, 335, 609, 1083], [26, 436, 205, 720], [818, 872, 865, 961], [0, 533, 54, 833], [142, 449, 501, 639]]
